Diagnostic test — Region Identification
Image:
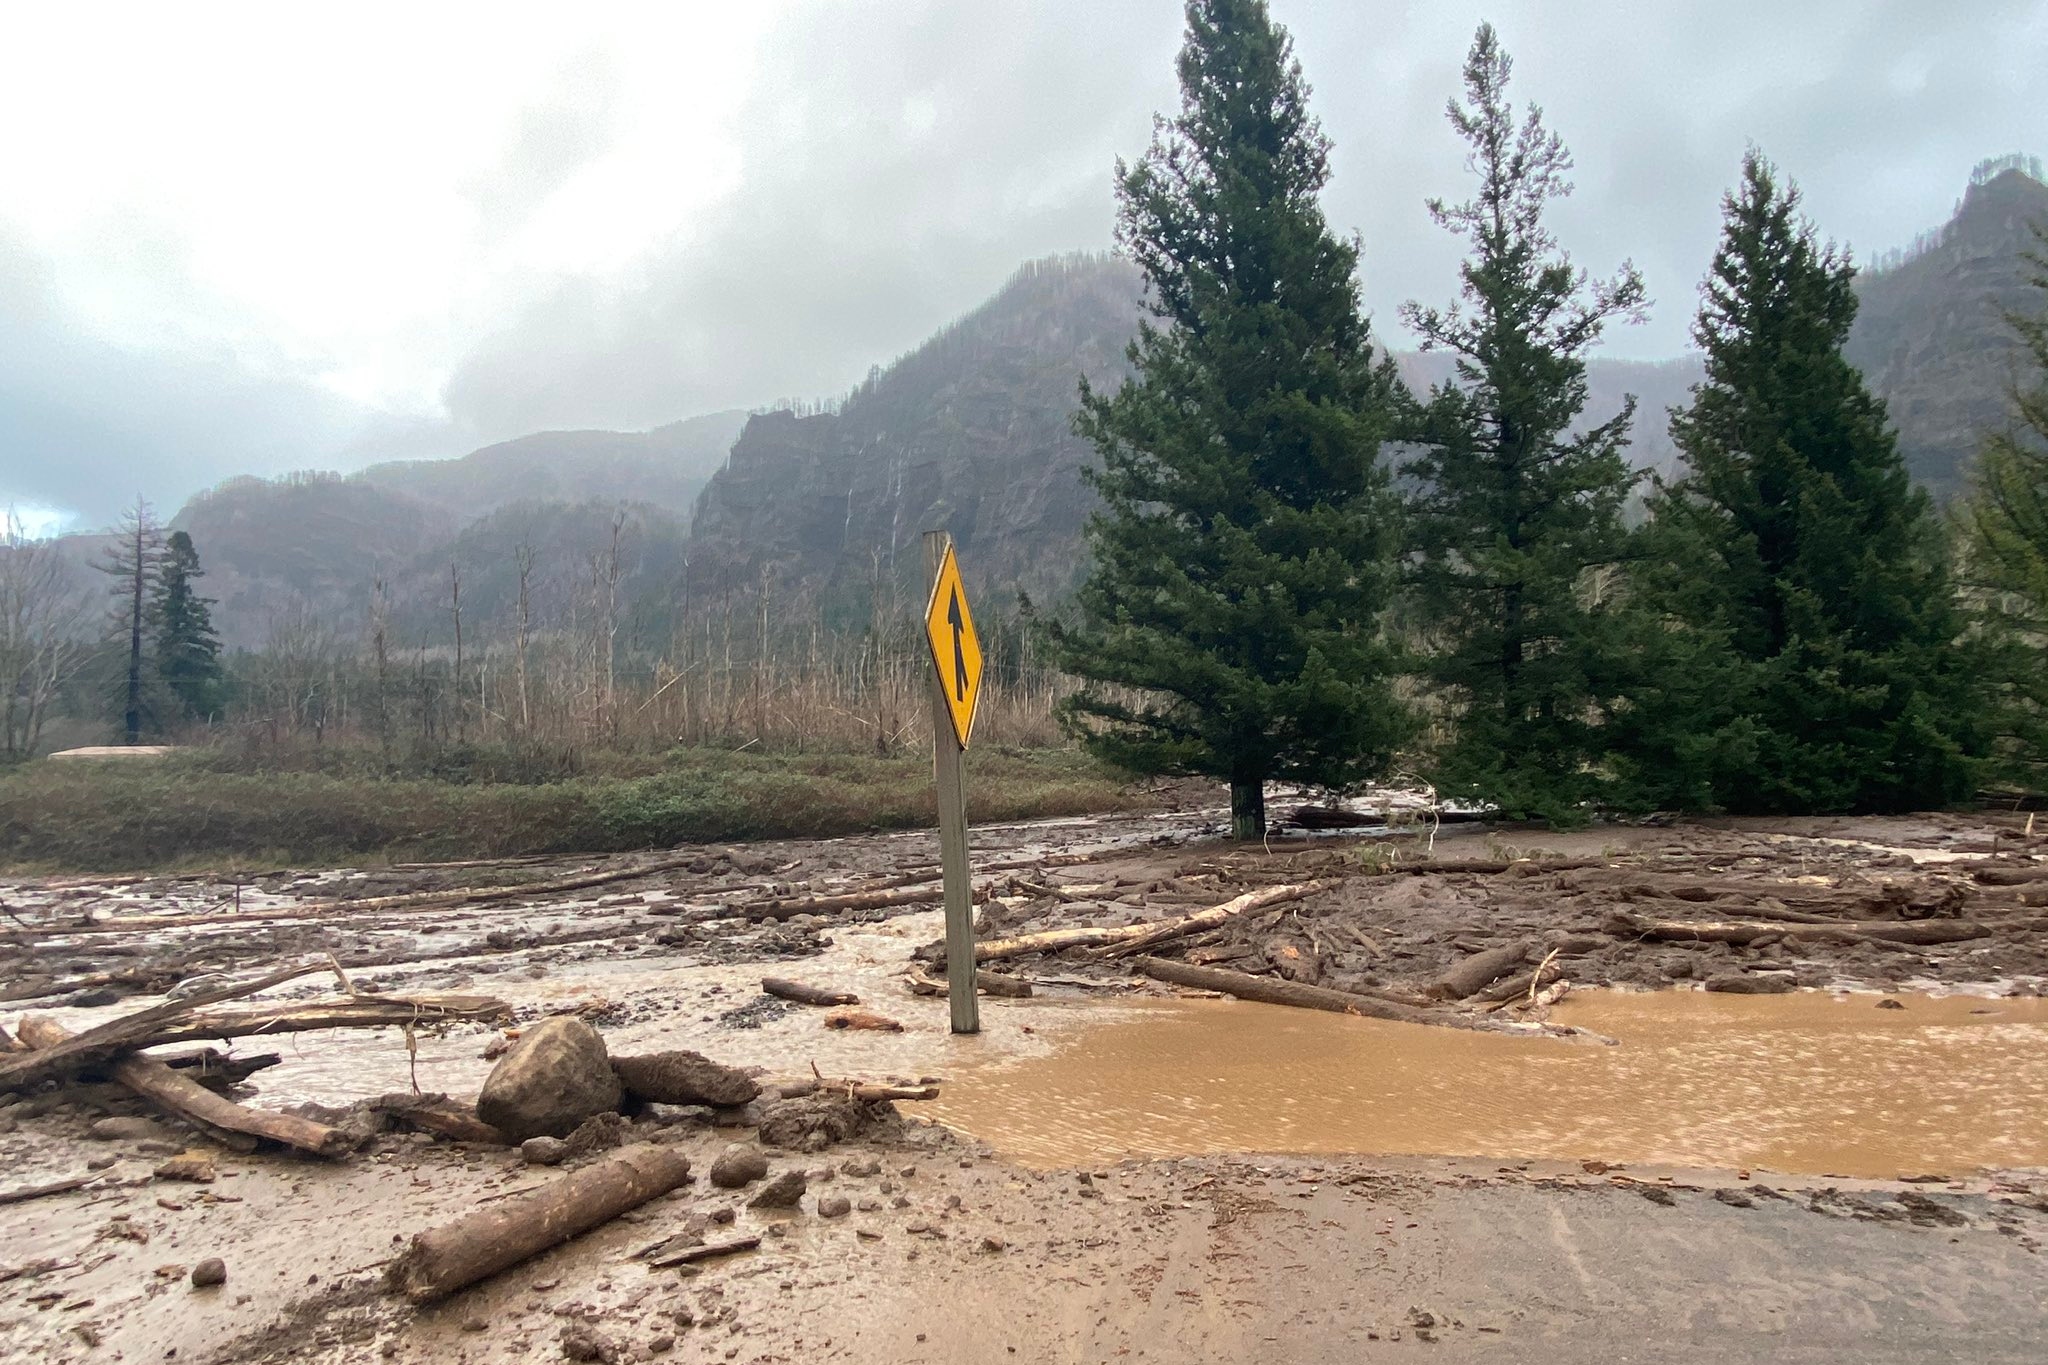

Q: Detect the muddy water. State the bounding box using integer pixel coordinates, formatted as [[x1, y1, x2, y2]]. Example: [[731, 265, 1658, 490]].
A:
[[913, 989, 2048, 1178]]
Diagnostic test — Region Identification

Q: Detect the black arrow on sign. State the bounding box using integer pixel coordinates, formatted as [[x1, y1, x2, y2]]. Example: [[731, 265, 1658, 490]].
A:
[[947, 588, 968, 702]]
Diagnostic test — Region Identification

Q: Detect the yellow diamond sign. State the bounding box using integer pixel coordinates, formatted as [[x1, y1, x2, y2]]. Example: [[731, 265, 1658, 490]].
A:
[[924, 543, 983, 749]]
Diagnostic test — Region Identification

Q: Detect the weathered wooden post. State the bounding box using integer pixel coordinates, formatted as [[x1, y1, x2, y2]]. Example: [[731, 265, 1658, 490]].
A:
[[922, 530, 982, 1035]]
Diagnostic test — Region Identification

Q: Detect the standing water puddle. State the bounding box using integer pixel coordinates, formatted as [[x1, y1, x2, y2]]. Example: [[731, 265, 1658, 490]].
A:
[[912, 989, 2048, 1178]]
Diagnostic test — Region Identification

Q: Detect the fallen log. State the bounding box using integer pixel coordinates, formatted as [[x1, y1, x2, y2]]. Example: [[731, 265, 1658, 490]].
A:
[[0, 960, 331, 1093], [1604, 912, 1993, 947], [365, 1094, 509, 1145], [761, 978, 860, 1008], [1287, 805, 1486, 830], [964, 882, 1330, 966], [0, 989, 509, 1095], [50, 855, 703, 936], [1132, 958, 1595, 1040], [1973, 865, 2048, 886], [14, 1015, 353, 1159], [1426, 941, 1530, 1000], [0, 1175, 95, 1206], [905, 968, 1032, 998], [385, 1144, 693, 1303]]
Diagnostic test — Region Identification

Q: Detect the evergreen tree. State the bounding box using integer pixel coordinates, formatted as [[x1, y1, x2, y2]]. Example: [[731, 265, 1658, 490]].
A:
[[152, 530, 224, 721], [1957, 228, 2048, 785], [1399, 24, 1648, 822], [1053, 0, 1411, 840], [1623, 152, 1982, 812]]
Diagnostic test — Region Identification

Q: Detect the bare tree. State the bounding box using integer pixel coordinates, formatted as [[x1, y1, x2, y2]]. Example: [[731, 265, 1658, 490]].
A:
[[0, 511, 88, 758], [514, 543, 535, 735]]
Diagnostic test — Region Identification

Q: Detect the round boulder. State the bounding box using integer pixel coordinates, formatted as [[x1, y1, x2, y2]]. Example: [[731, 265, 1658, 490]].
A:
[[475, 1015, 622, 1142]]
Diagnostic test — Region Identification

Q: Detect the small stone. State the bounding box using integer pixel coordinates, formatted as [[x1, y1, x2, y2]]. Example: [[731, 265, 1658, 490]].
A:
[[708, 1145, 770, 1189], [1876, 998, 1906, 1010], [981, 1236, 1006, 1253], [155, 1152, 217, 1184], [190, 1259, 227, 1288], [857, 1198, 882, 1212], [559, 1324, 618, 1363], [523, 1137, 570, 1166], [840, 1157, 882, 1178], [461, 1316, 489, 1332], [89, 1116, 162, 1142], [748, 1170, 807, 1209], [817, 1194, 852, 1218], [648, 1335, 675, 1355], [708, 1207, 736, 1225], [891, 1195, 910, 1209], [86, 1156, 117, 1171]]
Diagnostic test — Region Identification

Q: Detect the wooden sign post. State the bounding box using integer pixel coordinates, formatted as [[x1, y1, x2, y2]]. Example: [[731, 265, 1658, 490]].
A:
[[922, 531, 982, 1035]]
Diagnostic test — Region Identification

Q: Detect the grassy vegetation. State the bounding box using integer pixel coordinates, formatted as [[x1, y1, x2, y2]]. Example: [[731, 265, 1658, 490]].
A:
[[0, 745, 1155, 873]]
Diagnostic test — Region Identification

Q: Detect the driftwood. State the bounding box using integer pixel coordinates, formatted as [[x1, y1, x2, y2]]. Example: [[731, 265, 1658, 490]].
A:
[[1606, 911, 1993, 947], [0, 986, 508, 1095], [1134, 955, 1474, 1027], [780, 1075, 939, 1103], [823, 1009, 904, 1032], [1132, 957, 1592, 1039], [365, 1094, 508, 1145], [1974, 865, 2048, 886], [385, 1144, 693, 1303], [906, 968, 1032, 998], [1426, 941, 1530, 1000], [1471, 958, 1567, 1006], [1287, 805, 1485, 830], [644, 1234, 762, 1269], [761, 978, 859, 1007], [15, 1016, 352, 1158], [965, 882, 1329, 966], [0, 961, 330, 1093], [48, 855, 701, 936], [0, 1175, 95, 1207]]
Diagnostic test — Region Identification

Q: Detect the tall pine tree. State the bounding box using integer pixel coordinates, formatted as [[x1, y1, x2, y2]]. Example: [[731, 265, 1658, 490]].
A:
[[1054, 0, 1410, 840], [1622, 152, 1981, 812], [96, 498, 163, 744], [1399, 24, 1648, 822], [1956, 228, 2048, 785], [152, 530, 224, 722]]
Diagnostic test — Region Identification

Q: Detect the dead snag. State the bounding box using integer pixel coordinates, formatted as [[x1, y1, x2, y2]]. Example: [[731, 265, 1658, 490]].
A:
[[966, 882, 1330, 966], [761, 978, 860, 1008], [14, 1016, 353, 1159], [385, 1145, 693, 1303], [1426, 941, 1530, 1000]]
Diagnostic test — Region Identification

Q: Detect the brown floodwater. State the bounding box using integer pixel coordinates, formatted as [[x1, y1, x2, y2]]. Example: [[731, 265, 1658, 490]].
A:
[[912, 989, 2048, 1178]]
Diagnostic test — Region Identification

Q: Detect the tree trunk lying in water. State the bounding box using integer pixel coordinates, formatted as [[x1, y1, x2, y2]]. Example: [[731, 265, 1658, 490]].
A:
[[385, 1145, 694, 1303], [761, 977, 860, 1007], [1131, 958, 1606, 1042]]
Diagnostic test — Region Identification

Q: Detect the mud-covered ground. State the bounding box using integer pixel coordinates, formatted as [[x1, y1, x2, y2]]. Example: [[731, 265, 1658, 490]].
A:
[[4, 796, 2047, 1363]]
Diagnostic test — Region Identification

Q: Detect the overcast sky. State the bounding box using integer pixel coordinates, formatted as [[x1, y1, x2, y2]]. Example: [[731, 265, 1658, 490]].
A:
[[3, 0, 2042, 531]]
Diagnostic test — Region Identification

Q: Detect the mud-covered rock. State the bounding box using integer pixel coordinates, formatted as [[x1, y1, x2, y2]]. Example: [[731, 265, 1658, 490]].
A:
[[190, 1258, 227, 1288], [89, 1116, 164, 1142], [561, 1111, 627, 1159], [476, 1015, 622, 1141], [748, 1169, 807, 1209], [522, 1136, 569, 1166], [559, 1324, 619, 1363], [1702, 972, 1796, 995], [755, 1093, 877, 1152], [817, 1193, 851, 1218], [612, 1051, 760, 1108], [708, 1144, 770, 1188]]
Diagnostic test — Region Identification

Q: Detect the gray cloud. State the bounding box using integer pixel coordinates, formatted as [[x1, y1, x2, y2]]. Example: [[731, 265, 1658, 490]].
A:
[[3, 0, 2043, 527]]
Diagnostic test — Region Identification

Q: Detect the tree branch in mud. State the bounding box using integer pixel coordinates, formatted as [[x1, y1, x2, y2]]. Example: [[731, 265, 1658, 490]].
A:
[[1426, 940, 1530, 999], [14, 1015, 353, 1158], [385, 1144, 694, 1303]]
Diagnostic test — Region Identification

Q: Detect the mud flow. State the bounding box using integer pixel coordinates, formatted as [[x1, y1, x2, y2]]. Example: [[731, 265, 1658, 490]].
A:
[[913, 988, 2048, 1178]]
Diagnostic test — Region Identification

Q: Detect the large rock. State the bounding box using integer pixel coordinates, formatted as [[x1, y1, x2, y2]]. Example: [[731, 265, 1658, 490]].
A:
[[708, 1144, 770, 1189], [611, 1051, 760, 1108], [475, 1015, 622, 1141]]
